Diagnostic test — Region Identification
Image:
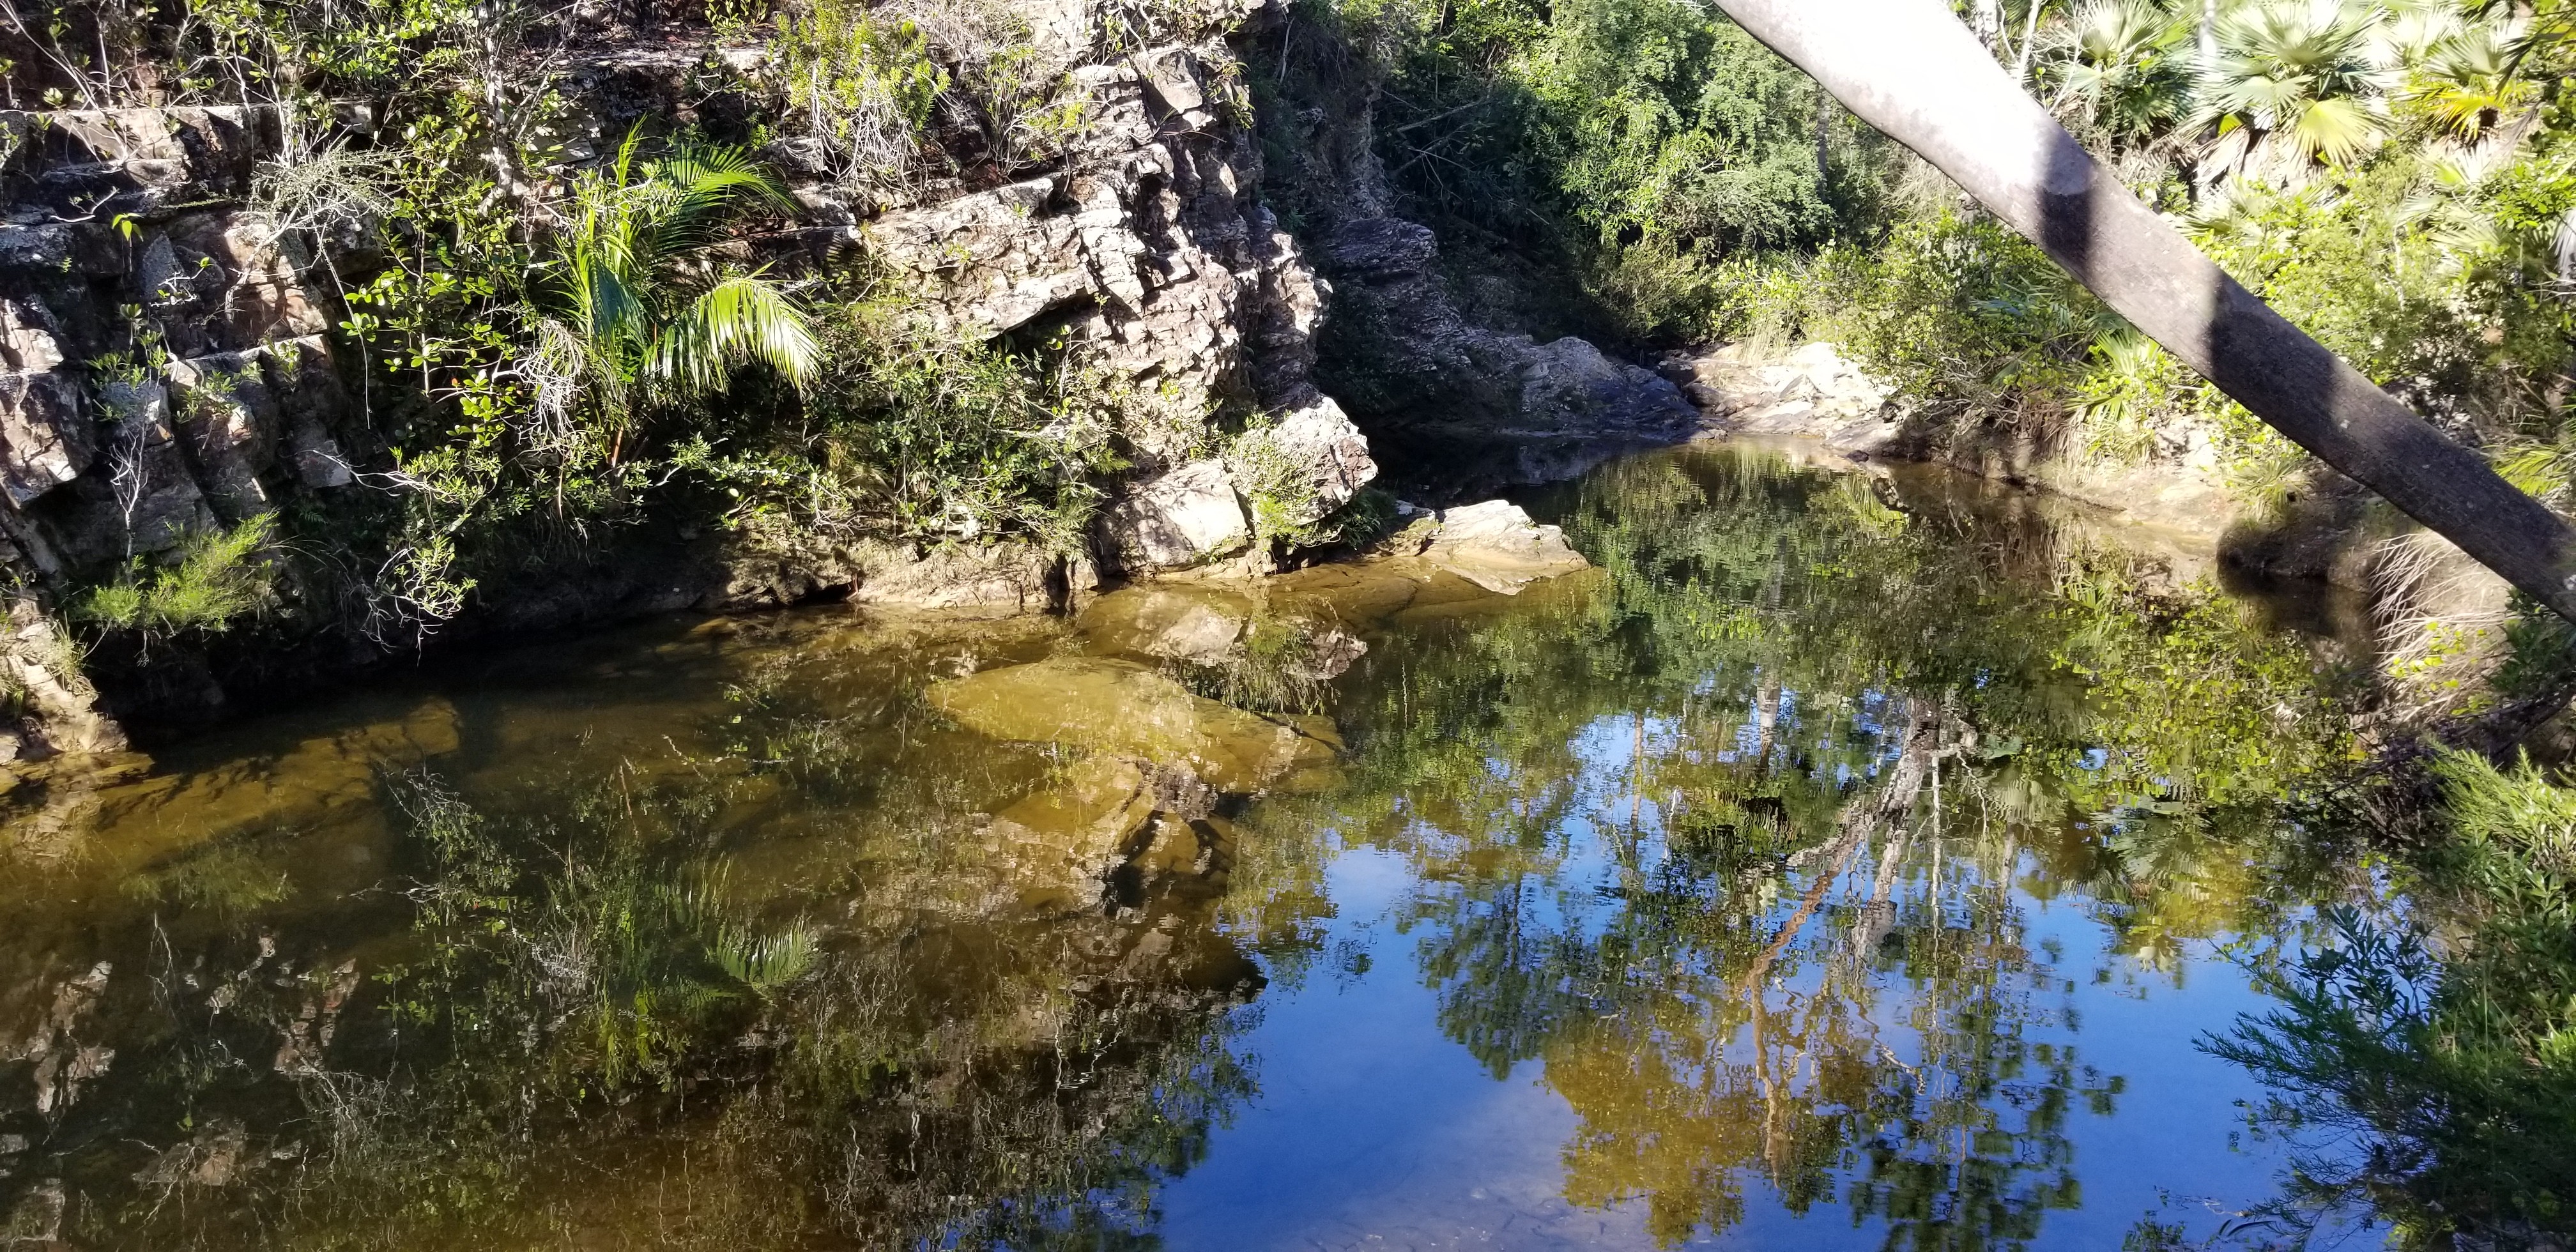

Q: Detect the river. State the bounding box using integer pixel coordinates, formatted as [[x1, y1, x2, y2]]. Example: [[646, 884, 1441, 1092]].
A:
[[0, 443, 2398, 1249]]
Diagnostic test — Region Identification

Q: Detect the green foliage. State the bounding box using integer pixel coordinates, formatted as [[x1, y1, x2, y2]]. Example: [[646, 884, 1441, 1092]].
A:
[[2208, 750, 2576, 1246], [677, 308, 1127, 556], [770, 0, 946, 190], [1287, 0, 1887, 342], [76, 515, 278, 639], [547, 126, 818, 432]]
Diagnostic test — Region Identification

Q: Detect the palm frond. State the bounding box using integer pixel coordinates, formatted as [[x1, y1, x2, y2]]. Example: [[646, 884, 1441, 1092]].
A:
[[650, 140, 797, 257], [649, 271, 821, 397], [2295, 94, 2388, 161]]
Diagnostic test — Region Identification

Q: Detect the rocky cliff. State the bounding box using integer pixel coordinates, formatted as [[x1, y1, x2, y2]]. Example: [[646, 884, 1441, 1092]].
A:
[[0, 1, 1411, 752], [0, 0, 1689, 758]]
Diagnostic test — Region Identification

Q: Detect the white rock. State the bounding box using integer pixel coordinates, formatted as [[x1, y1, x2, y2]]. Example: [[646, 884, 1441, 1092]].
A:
[[1098, 459, 1251, 572], [1424, 500, 1590, 594], [1232, 397, 1377, 528]]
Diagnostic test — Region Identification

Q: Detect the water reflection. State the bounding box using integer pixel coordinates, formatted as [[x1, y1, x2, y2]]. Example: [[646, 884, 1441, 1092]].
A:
[[0, 445, 2386, 1249]]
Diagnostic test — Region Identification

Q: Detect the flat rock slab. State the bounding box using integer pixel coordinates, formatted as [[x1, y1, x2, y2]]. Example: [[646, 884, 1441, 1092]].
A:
[[928, 657, 1338, 793]]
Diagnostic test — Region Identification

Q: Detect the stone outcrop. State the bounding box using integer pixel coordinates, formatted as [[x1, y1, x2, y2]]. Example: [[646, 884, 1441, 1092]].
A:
[[1664, 341, 1899, 456], [1228, 397, 1375, 527], [1388, 499, 1593, 594], [1097, 459, 1252, 572], [1314, 216, 1699, 495], [0, 104, 355, 584], [0, 2, 1399, 748], [862, 37, 1349, 475]]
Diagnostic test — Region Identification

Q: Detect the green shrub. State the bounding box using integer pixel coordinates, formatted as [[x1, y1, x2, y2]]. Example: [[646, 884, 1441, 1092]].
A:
[[77, 516, 279, 639], [678, 305, 1130, 556]]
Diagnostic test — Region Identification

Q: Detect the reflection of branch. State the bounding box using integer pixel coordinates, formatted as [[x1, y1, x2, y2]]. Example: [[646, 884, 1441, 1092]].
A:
[[1742, 700, 1952, 993]]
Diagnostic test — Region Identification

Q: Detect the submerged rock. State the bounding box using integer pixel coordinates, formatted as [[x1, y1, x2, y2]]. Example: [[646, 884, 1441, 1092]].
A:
[[927, 656, 1337, 793], [977, 754, 1162, 913], [1077, 588, 1255, 662]]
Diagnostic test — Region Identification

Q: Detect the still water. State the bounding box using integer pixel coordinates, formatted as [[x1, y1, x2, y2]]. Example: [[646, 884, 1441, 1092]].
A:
[[0, 444, 2387, 1249]]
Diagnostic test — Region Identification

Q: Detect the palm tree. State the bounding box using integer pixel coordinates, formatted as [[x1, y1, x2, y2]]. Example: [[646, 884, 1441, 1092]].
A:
[[2051, 0, 2194, 142], [2406, 24, 2529, 143], [538, 127, 820, 452], [2194, 0, 2391, 174]]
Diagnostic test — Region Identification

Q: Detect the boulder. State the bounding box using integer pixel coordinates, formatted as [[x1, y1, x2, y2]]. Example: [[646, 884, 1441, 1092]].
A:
[[1420, 500, 1591, 594], [1131, 46, 1218, 131], [1667, 340, 1898, 455], [1312, 213, 1697, 491], [1515, 336, 1702, 438], [928, 655, 1338, 793], [1229, 397, 1377, 528], [0, 299, 64, 372], [1097, 459, 1250, 572], [0, 370, 92, 505]]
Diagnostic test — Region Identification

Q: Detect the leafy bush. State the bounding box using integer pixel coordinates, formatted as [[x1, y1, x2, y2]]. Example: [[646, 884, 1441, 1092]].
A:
[[678, 306, 1130, 556], [2207, 749, 2576, 1246], [771, 0, 947, 192], [77, 516, 279, 639], [1285, 0, 1890, 343]]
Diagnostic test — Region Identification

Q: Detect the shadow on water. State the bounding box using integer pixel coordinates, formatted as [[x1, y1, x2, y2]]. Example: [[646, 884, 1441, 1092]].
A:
[[0, 441, 2504, 1249]]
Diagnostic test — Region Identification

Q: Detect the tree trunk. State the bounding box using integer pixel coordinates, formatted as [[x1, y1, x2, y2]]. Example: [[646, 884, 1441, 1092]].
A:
[[1712, 0, 2576, 625]]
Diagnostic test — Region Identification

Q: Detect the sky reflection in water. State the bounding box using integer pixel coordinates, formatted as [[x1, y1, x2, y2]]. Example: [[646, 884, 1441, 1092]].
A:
[[0, 444, 2380, 1250]]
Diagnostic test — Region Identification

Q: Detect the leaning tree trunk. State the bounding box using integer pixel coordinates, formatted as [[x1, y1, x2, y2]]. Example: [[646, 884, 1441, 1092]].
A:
[[1712, 0, 2576, 625]]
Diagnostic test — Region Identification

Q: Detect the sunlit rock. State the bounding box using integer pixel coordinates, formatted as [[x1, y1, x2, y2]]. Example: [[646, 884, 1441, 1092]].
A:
[[928, 656, 1337, 793], [1228, 397, 1377, 527], [1420, 500, 1590, 594], [1668, 340, 1897, 455], [846, 540, 1062, 613], [1095, 460, 1251, 573]]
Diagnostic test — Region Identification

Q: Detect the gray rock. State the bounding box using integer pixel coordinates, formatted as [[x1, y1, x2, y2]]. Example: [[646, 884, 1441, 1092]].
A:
[[0, 298, 64, 372], [0, 370, 92, 505], [1670, 340, 1899, 455], [1324, 217, 1439, 279], [166, 350, 282, 523], [865, 44, 1360, 472], [1515, 335, 1703, 438], [1098, 459, 1250, 572], [1132, 46, 1216, 130], [1422, 500, 1590, 594], [0, 222, 88, 273], [1312, 211, 1696, 487], [1230, 397, 1377, 527]]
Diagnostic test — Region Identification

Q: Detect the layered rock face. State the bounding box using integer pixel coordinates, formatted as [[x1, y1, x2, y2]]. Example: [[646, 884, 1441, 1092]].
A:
[[861, 24, 1376, 576], [0, 5, 1390, 747], [0, 105, 350, 753]]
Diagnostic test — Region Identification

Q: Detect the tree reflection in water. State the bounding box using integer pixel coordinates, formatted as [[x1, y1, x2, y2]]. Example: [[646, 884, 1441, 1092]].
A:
[[0, 444, 2407, 1249], [1235, 445, 2367, 1248]]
